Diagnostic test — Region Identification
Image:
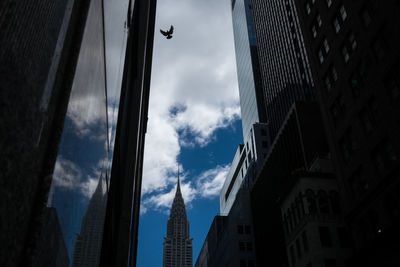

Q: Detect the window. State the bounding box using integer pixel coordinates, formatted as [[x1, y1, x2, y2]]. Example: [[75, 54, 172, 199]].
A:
[[329, 191, 341, 214], [349, 33, 357, 51], [349, 70, 362, 97], [290, 245, 296, 265], [306, 2, 311, 15], [317, 14, 322, 27], [311, 25, 317, 38], [306, 189, 317, 213], [372, 37, 386, 61], [339, 128, 357, 162], [384, 64, 400, 101], [262, 141, 268, 148], [237, 225, 244, 234], [319, 226, 333, 247], [302, 231, 309, 252], [360, 108, 374, 133], [337, 227, 352, 247], [360, 7, 372, 27], [339, 5, 347, 21], [239, 241, 246, 251], [318, 190, 330, 213], [246, 242, 253, 251], [326, 0, 332, 8], [296, 238, 302, 258], [245, 225, 251, 234], [248, 260, 255, 267], [330, 94, 345, 126], [323, 38, 330, 53], [372, 140, 397, 174], [349, 167, 368, 198], [333, 17, 341, 33], [342, 46, 350, 63], [324, 65, 338, 91], [318, 49, 324, 64], [325, 258, 337, 267], [261, 129, 267, 136]]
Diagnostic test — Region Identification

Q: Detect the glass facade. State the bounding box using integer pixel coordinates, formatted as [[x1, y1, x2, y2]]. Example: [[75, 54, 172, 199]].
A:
[[231, 0, 266, 142], [45, 0, 128, 265], [251, 0, 315, 141]]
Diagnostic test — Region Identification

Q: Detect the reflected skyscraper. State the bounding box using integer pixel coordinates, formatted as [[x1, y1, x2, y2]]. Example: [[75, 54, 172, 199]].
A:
[[163, 177, 193, 267], [72, 175, 107, 267], [0, 0, 157, 266]]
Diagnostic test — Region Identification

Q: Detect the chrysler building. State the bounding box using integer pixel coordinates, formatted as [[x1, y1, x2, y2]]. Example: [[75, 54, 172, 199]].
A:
[[163, 176, 193, 267]]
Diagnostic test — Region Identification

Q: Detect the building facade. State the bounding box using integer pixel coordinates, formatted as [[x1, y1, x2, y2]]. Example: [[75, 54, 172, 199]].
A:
[[294, 1, 400, 265], [163, 178, 193, 267], [196, 188, 256, 267], [251, 101, 330, 267], [231, 0, 266, 143], [250, 0, 315, 142], [280, 158, 353, 267], [0, 0, 157, 266]]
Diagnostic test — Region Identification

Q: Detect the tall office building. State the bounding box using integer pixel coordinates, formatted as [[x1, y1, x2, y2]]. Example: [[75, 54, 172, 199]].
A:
[[163, 178, 193, 267], [1, 0, 91, 265], [231, 0, 266, 143], [294, 1, 400, 265], [251, 0, 315, 141], [0, 0, 157, 266]]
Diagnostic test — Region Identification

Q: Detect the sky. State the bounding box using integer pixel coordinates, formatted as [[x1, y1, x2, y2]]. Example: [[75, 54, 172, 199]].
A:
[[136, 0, 243, 265]]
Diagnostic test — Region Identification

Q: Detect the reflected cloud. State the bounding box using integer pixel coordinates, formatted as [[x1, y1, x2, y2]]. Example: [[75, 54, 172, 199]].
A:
[[52, 157, 105, 200]]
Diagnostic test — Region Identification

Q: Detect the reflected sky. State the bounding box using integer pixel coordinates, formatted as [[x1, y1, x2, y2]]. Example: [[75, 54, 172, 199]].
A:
[[46, 0, 129, 264]]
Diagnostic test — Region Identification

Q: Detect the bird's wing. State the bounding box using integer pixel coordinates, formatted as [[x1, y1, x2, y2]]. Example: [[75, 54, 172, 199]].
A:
[[160, 29, 168, 36], [169, 25, 174, 34]]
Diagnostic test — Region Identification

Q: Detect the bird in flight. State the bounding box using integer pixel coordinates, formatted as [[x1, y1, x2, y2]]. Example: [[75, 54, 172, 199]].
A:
[[160, 25, 174, 39]]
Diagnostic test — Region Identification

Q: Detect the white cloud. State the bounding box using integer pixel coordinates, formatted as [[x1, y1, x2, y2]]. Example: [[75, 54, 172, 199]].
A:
[[52, 157, 106, 200], [141, 0, 240, 212], [195, 165, 230, 198], [141, 165, 229, 213]]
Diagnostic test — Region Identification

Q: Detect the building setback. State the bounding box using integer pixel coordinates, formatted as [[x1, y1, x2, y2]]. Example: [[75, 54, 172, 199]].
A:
[[294, 0, 400, 265], [163, 178, 193, 267]]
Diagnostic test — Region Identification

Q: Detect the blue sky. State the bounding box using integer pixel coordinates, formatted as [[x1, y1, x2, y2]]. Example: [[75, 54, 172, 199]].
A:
[[137, 120, 243, 266], [136, 0, 241, 265]]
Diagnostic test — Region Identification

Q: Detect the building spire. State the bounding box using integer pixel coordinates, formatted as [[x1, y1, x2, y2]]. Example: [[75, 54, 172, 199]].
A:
[[177, 165, 181, 194]]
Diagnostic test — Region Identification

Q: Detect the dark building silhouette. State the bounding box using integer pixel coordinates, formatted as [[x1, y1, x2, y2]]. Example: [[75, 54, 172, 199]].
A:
[[293, 1, 400, 265], [280, 157, 353, 267], [196, 188, 256, 267], [251, 101, 330, 267], [163, 178, 193, 267], [251, 0, 315, 141], [0, 0, 156, 266], [72, 176, 107, 266], [0, 0, 92, 265]]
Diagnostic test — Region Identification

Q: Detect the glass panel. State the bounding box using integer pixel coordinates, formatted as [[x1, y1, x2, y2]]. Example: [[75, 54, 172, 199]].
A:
[[45, 0, 129, 265]]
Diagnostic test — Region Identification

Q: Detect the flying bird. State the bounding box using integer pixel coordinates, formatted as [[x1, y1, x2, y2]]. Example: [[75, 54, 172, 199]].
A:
[[160, 25, 174, 39]]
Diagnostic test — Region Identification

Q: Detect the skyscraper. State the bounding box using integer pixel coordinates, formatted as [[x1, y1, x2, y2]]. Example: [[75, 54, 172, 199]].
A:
[[163, 177, 193, 267], [231, 0, 266, 143], [251, 0, 315, 141], [293, 1, 400, 265], [0, 0, 157, 266]]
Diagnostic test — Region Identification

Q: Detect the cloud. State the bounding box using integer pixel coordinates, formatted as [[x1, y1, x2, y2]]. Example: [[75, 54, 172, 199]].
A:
[[195, 165, 230, 198], [141, 165, 229, 213], [52, 157, 106, 200], [141, 0, 240, 211]]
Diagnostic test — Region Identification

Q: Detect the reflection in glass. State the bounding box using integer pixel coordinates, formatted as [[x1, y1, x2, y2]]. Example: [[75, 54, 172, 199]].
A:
[[46, 0, 129, 265]]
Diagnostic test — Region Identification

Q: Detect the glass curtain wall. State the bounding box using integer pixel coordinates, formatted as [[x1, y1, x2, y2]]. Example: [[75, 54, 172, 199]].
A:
[[45, 0, 128, 265]]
